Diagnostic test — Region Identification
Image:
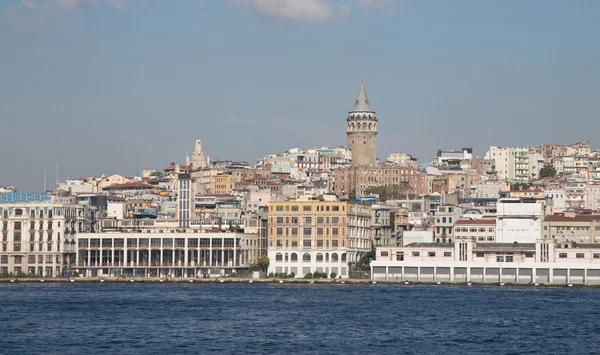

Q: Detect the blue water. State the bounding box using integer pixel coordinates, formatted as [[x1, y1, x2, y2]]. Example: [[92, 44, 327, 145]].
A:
[[1, 284, 600, 354]]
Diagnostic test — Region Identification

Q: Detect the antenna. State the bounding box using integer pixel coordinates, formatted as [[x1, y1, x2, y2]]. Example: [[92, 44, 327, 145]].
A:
[[44, 170, 47, 193], [55, 159, 59, 191]]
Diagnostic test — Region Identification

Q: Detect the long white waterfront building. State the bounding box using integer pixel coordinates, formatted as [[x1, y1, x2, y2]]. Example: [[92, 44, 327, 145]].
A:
[[372, 240, 600, 284]]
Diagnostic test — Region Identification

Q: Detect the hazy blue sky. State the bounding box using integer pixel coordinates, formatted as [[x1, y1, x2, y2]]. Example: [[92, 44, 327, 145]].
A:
[[1, 0, 599, 191]]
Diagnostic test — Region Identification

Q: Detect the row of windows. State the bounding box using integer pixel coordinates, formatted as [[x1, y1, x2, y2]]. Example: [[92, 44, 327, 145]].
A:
[[558, 253, 600, 259], [409, 251, 453, 257], [274, 239, 342, 247], [275, 252, 346, 262], [272, 205, 344, 212], [454, 227, 495, 233], [78, 238, 238, 248], [0, 255, 59, 264], [274, 217, 342, 224]]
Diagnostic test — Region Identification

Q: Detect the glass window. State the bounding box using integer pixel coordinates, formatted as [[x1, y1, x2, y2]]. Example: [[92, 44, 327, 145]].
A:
[[412, 251, 420, 257]]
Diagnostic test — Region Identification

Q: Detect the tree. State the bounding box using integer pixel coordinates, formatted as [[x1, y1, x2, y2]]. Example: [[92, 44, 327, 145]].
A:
[[365, 184, 414, 201], [511, 182, 532, 191], [258, 255, 270, 273], [539, 165, 557, 178]]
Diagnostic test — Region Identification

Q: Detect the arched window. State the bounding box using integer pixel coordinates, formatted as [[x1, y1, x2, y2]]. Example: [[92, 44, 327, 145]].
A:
[[316, 253, 323, 262], [341, 253, 347, 262], [331, 253, 339, 262], [303, 253, 311, 262], [291, 253, 298, 261], [368, 123, 372, 130], [276, 253, 283, 262], [362, 123, 367, 130], [285, 253, 289, 262], [325, 253, 329, 262]]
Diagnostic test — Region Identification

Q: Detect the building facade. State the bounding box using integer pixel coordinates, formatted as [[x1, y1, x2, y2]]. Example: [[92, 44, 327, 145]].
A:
[[267, 198, 371, 278]]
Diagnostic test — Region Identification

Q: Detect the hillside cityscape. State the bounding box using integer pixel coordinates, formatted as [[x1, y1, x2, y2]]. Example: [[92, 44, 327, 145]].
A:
[[1, 76, 599, 284]]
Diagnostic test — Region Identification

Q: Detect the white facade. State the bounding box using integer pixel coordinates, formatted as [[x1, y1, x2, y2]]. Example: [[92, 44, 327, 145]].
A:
[[585, 184, 600, 211], [495, 199, 543, 243], [544, 189, 566, 211], [0, 202, 95, 277], [485, 146, 530, 181], [58, 180, 94, 194], [268, 249, 349, 278], [107, 201, 126, 220]]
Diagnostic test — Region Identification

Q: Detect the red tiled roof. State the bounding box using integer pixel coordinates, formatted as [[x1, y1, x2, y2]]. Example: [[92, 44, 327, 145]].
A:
[[455, 219, 496, 225], [544, 214, 600, 222], [105, 182, 154, 190]]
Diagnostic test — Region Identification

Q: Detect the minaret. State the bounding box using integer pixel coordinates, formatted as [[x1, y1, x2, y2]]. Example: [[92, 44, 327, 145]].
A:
[[346, 74, 377, 165]]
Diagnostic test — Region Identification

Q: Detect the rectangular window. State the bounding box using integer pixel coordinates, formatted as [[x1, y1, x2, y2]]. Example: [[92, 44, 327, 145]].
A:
[[332, 206, 340, 211], [303, 227, 312, 236], [332, 217, 339, 224], [505, 256, 513, 262], [276, 228, 283, 236], [496, 256, 504, 262], [303, 240, 311, 247], [276, 206, 284, 211], [303, 205, 312, 212], [380, 251, 389, 257], [276, 217, 283, 224], [317, 228, 323, 236], [428, 252, 436, 257], [303, 217, 312, 224], [525, 252, 534, 258], [444, 252, 452, 257], [291, 228, 298, 236], [291, 206, 299, 211], [559, 253, 567, 259], [594, 253, 600, 259], [291, 217, 298, 224], [332, 240, 338, 247], [316, 240, 323, 247], [476, 252, 485, 257], [576, 253, 585, 259], [316, 217, 324, 224], [331, 228, 339, 236], [412, 251, 420, 257]]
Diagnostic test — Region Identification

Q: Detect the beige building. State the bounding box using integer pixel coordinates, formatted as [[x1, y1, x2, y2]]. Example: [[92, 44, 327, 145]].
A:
[[267, 198, 372, 278], [543, 212, 600, 243], [453, 218, 496, 243]]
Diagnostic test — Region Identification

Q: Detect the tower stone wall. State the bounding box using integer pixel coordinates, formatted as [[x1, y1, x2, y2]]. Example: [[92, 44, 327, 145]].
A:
[[346, 75, 377, 165]]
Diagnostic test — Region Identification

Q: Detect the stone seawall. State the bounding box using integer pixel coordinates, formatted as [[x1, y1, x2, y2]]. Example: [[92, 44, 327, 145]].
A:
[[1, 278, 600, 287]]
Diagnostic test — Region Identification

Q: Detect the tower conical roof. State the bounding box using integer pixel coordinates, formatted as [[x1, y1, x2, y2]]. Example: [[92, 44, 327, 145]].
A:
[[350, 74, 373, 112]]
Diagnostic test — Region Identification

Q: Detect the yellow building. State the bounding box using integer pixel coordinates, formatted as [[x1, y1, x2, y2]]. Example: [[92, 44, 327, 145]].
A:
[[267, 198, 372, 278], [210, 173, 234, 195]]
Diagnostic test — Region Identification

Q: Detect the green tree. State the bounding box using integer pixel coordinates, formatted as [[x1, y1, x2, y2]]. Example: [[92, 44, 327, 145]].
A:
[[511, 182, 532, 191], [539, 165, 557, 178], [258, 255, 270, 272], [365, 184, 414, 201]]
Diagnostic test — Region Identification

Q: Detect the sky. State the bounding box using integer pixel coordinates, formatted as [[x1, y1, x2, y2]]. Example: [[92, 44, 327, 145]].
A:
[[1, 0, 599, 191]]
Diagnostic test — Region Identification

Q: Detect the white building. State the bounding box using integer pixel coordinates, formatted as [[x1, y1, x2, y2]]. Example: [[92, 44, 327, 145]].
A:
[[371, 239, 600, 284], [585, 184, 600, 211], [0, 202, 96, 277], [544, 189, 566, 211], [485, 146, 530, 181], [495, 198, 544, 243], [386, 153, 418, 168], [58, 180, 95, 195], [76, 230, 257, 278]]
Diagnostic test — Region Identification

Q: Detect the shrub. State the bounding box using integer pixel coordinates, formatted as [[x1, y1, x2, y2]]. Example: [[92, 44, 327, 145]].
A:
[[288, 272, 295, 279], [304, 272, 313, 279], [268, 272, 275, 278], [330, 272, 337, 279]]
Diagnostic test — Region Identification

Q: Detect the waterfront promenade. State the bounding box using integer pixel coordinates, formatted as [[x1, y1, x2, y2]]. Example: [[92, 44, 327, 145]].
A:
[[2, 277, 600, 287]]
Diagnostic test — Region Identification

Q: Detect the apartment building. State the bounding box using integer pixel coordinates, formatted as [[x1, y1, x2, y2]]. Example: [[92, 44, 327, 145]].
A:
[[542, 212, 600, 243], [0, 202, 96, 277], [453, 218, 496, 243], [485, 146, 530, 181], [267, 198, 372, 278]]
